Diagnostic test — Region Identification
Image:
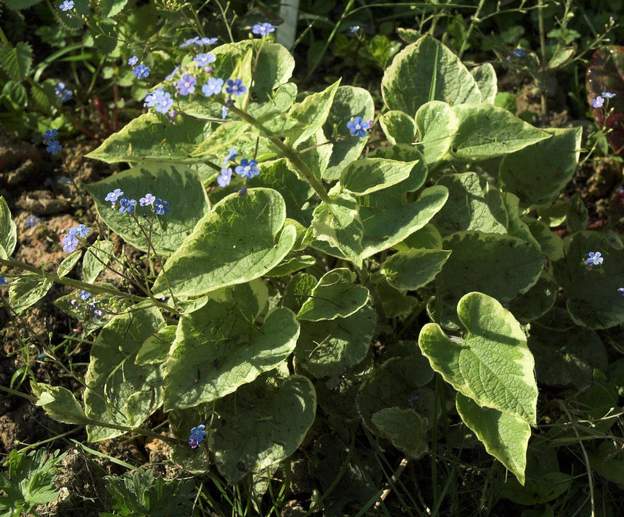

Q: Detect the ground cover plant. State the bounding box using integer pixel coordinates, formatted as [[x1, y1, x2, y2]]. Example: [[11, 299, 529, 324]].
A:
[[2, 1, 624, 515]]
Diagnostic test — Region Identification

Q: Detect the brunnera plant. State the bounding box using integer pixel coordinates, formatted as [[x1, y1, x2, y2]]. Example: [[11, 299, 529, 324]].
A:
[[2, 31, 621, 488]]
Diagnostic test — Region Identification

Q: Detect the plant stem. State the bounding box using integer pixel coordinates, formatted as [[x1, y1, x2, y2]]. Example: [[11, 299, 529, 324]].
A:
[[537, 0, 548, 116], [458, 0, 486, 58], [229, 105, 331, 203]]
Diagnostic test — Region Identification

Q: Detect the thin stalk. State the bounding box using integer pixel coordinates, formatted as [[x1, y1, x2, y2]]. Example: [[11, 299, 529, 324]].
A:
[[537, 0, 548, 116], [229, 105, 331, 203], [458, 0, 486, 58]]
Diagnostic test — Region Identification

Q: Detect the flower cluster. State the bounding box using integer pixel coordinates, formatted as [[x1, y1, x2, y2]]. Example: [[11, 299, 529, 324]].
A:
[[592, 91, 616, 109], [144, 88, 174, 114], [252, 22, 276, 37], [59, 0, 74, 11], [43, 129, 62, 155], [180, 36, 218, 49], [217, 148, 260, 188], [54, 82, 73, 103], [62, 224, 91, 253], [70, 290, 104, 319], [188, 424, 206, 448], [194, 53, 216, 70], [105, 189, 169, 216], [347, 116, 373, 138], [128, 55, 151, 80]]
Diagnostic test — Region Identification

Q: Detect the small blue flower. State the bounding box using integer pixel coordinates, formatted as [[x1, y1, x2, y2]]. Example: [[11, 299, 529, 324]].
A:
[[79, 290, 91, 301], [118, 197, 137, 214], [592, 96, 605, 109], [128, 55, 139, 66], [0, 276, 7, 286], [180, 37, 200, 48], [105, 188, 124, 206], [235, 159, 260, 179], [153, 198, 169, 216], [55, 82, 73, 103], [349, 25, 361, 35], [252, 22, 276, 37], [62, 225, 91, 253], [602, 91, 616, 99], [217, 167, 233, 187], [511, 48, 527, 58], [194, 53, 216, 68], [144, 88, 174, 114], [225, 79, 246, 96], [223, 148, 238, 163], [47, 141, 62, 155], [618, 287, 624, 297], [584, 251, 604, 267], [25, 215, 40, 229], [42, 129, 59, 144], [347, 116, 372, 138], [198, 37, 218, 46], [74, 224, 90, 238], [132, 63, 151, 79], [139, 193, 156, 207], [176, 74, 197, 96], [201, 77, 224, 97], [59, 0, 74, 11], [188, 424, 206, 448], [221, 105, 229, 119]]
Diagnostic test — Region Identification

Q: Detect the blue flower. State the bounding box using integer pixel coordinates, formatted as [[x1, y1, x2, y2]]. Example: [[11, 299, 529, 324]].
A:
[[139, 193, 156, 207], [79, 290, 91, 301], [176, 74, 197, 96], [55, 82, 73, 103], [118, 197, 137, 214], [194, 53, 216, 68], [511, 48, 527, 58], [349, 25, 361, 35], [584, 251, 604, 267], [225, 79, 246, 96], [235, 159, 260, 179], [618, 288, 624, 297], [62, 225, 91, 253], [25, 215, 40, 229], [46, 141, 62, 155], [201, 77, 223, 97], [252, 22, 276, 37], [602, 91, 616, 99], [223, 148, 238, 163], [59, 0, 74, 11], [105, 188, 124, 206], [180, 37, 200, 48], [221, 105, 229, 119], [592, 96, 605, 109], [132, 63, 151, 79], [43, 129, 59, 144], [128, 56, 139, 66], [217, 167, 233, 187], [347, 116, 372, 138], [188, 424, 206, 448], [0, 276, 7, 286], [198, 37, 218, 46], [144, 88, 174, 114], [153, 198, 169, 216]]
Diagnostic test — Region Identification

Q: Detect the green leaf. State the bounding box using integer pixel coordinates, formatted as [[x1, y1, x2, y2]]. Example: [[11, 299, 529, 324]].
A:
[[340, 158, 418, 196], [81, 240, 115, 283], [554, 231, 624, 329], [371, 407, 428, 459], [57, 250, 82, 278], [211, 374, 316, 483], [86, 113, 209, 164], [0, 42, 32, 81], [153, 188, 296, 298], [99, 0, 128, 17], [379, 111, 416, 145], [357, 356, 434, 433], [381, 35, 482, 116], [435, 232, 544, 325], [323, 86, 375, 180], [526, 219, 564, 261], [86, 164, 209, 256], [9, 274, 53, 314], [32, 382, 88, 425], [395, 223, 443, 251], [471, 63, 498, 104], [368, 145, 428, 192], [297, 268, 369, 321], [84, 306, 165, 441], [432, 172, 508, 236], [414, 101, 459, 165], [451, 104, 551, 160], [382, 249, 451, 290], [296, 304, 376, 378], [283, 272, 318, 312], [419, 292, 538, 424], [135, 325, 177, 365], [508, 275, 558, 322], [0, 196, 17, 259], [267, 255, 316, 277], [5, 0, 43, 9], [499, 127, 582, 206], [286, 79, 341, 147], [456, 393, 531, 485], [164, 286, 299, 409]]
